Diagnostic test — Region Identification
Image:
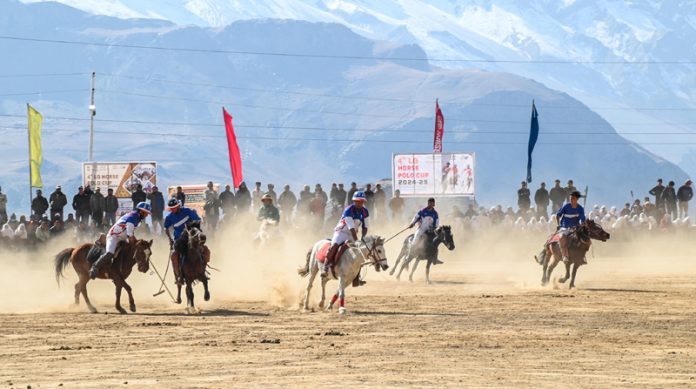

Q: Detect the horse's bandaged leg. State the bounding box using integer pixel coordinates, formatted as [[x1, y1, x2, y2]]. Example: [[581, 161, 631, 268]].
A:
[[330, 294, 338, 305]]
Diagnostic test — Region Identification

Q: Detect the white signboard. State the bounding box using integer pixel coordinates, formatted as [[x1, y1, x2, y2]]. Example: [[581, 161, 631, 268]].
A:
[[83, 161, 157, 198], [392, 153, 475, 197]]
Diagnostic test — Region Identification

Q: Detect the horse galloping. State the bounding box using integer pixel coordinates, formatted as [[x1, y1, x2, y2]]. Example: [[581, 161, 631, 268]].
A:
[[390, 225, 455, 284], [297, 235, 388, 314], [54, 239, 153, 313], [537, 220, 610, 289], [176, 225, 211, 314]]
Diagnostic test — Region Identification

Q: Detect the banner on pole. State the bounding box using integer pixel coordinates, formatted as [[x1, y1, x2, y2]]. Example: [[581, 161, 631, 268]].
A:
[[392, 152, 475, 197], [433, 99, 444, 153], [27, 104, 43, 188]]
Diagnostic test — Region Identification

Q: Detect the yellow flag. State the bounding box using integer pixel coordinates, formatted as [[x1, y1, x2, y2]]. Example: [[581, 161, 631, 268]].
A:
[[27, 104, 43, 188]]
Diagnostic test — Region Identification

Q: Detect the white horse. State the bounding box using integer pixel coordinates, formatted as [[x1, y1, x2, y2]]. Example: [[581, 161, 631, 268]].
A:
[[254, 219, 281, 247], [297, 235, 388, 314]]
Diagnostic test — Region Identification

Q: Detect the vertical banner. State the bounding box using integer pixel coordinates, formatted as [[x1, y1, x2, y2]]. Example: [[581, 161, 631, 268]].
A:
[[223, 107, 243, 188], [433, 99, 444, 153], [526, 100, 539, 183], [27, 104, 43, 188]]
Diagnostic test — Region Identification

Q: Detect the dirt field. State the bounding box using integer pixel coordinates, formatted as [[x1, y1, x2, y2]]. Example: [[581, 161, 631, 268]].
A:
[[1, 232, 696, 388]]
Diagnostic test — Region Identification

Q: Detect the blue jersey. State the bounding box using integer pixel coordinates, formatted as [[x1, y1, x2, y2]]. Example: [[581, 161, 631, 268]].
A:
[[412, 207, 439, 228], [164, 207, 201, 240], [335, 204, 369, 232], [557, 203, 586, 228], [108, 211, 143, 237]]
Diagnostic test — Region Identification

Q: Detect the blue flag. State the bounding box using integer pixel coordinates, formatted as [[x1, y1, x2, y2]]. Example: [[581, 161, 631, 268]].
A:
[[526, 101, 539, 183]]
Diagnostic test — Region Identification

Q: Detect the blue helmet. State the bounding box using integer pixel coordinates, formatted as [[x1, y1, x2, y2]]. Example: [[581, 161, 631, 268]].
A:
[[136, 201, 151, 214], [352, 191, 366, 201]]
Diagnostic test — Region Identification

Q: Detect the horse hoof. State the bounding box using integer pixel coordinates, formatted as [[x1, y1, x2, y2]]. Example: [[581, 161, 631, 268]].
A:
[[130, 305, 136, 313], [569, 284, 575, 290], [88, 308, 98, 314], [204, 291, 210, 301], [117, 308, 127, 314], [338, 307, 347, 315], [317, 301, 324, 309], [176, 297, 182, 304]]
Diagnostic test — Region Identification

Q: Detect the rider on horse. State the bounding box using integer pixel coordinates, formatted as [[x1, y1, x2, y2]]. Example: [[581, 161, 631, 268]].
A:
[[321, 191, 369, 278], [89, 202, 151, 279], [257, 193, 280, 223], [556, 190, 586, 263], [164, 198, 202, 285], [408, 198, 442, 265]]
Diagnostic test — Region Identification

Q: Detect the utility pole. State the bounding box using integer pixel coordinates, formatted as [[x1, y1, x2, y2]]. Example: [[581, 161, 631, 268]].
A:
[[88, 71, 96, 161]]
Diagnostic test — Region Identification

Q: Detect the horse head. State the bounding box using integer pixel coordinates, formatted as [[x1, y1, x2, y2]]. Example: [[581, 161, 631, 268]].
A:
[[585, 219, 610, 242], [187, 226, 203, 250], [436, 225, 455, 251], [133, 239, 153, 273], [363, 235, 389, 272]]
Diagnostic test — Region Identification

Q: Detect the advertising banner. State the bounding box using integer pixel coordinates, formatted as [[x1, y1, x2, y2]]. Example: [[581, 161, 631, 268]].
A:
[[167, 184, 220, 217], [392, 153, 475, 197], [83, 162, 157, 197]]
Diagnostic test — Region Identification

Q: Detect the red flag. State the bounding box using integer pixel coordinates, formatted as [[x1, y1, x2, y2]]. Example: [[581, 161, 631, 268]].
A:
[[433, 99, 444, 153], [222, 107, 243, 188]]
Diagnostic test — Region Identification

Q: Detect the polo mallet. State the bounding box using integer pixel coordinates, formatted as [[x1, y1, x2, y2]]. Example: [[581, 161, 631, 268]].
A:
[[152, 253, 170, 297], [384, 226, 410, 244], [149, 258, 176, 302]]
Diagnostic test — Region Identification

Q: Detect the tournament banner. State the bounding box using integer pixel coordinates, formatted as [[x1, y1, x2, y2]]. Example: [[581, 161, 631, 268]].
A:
[[83, 161, 157, 198], [167, 184, 220, 217], [392, 153, 475, 197]]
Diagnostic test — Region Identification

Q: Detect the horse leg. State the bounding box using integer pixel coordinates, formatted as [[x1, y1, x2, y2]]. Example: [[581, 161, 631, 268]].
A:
[[121, 279, 136, 312], [186, 281, 195, 313], [558, 261, 571, 284], [390, 247, 406, 276], [321, 277, 331, 310], [569, 262, 580, 289], [202, 276, 210, 301], [175, 283, 183, 304], [112, 279, 127, 314], [409, 259, 421, 283], [337, 277, 348, 315], [302, 264, 317, 311], [396, 255, 411, 281], [425, 260, 433, 285], [79, 277, 97, 313], [74, 281, 81, 305]]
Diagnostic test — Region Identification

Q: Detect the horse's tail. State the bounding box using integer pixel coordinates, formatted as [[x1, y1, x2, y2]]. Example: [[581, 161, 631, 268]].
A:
[[54, 247, 74, 286], [297, 250, 311, 278]]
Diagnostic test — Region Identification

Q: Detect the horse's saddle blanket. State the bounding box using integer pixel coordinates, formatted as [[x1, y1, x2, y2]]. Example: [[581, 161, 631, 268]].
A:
[[86, 240, 127, 264], [545, 233, 562, 245], [316, 241, 350, 264]]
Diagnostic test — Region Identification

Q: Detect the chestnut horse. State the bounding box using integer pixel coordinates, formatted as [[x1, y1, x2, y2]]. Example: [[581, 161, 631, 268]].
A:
[[54, 239, 153, 313], [537, 220, 610, 289]]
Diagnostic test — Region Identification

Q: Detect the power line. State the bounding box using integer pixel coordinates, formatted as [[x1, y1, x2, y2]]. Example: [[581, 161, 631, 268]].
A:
[[0, 72, 91, 78], [0, 89, 88, 97], [1, 35, 695, 65]]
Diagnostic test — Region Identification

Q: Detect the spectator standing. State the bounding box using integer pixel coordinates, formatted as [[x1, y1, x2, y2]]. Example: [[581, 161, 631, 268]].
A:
[[131, 184, 147, 209], [266, 184, 278, 205], [315, 184, 328, 203], [534, 182, 550, 219], [662, 181, 678, 218], [677, 179, 693, 218], [346, 182, 358, 206], [389, 189, 405, 223], [72, 186, 91, 224], [0, 186, 7, 224], [235, 182, 252, 213], [297, 185, 313, 216], [148, 186, 165, 234], [278, 185, 297, 224], [335, 183, 347, 206], [309, 191, 327, 231], [649, 179, 665, 211], [252, 182, 263, 211], [374, 184, 387, 223], [329, 183, 339, 204], [89, 187, 106, 228], [104, 188, 119, 226], [219, 185, 236, 218], [517, 181, 531, 214], [204, 181, 220, 230], [564, 180, 577, 198], [549, 179, 566, 212], [364, 183, 375, 210], [49, 185, 67, 222], [175, 186, 187, 206], [31, 189, 49, 218]]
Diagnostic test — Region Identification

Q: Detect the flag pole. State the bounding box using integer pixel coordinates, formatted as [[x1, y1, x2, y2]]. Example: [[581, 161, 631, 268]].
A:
[[27, 103, 32, 214]]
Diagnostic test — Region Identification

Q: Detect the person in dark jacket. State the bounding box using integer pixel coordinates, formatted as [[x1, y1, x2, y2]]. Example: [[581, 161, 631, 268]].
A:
[[175, 186, 186, 206], [72, 186, 91, 224], [235, 182, 252, 213], [335, 183, 347, 206], [364, 183, 375, 210], [677, 179, 693, 218], [661, 181, 678, 218], [31, 189, 49, 218], [148, 185, 165, 233], [131, 184, 147, 209], [89, 187, 106, 228], [278, 185, 297, 224], [517, 181, 531, 214], [104, 188, 119, 226], [49, 185, 67, 223], [219, 184, 236, 219], [649, 178, 665, 211], [346, 182, 358, 207], [549, 179, 566, 213], [534, 182, 550, 219]]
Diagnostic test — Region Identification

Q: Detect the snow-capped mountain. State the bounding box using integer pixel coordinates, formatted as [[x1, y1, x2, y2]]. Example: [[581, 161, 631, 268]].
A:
[[21, 0, 696, 179], [0, 0, 688, 213]]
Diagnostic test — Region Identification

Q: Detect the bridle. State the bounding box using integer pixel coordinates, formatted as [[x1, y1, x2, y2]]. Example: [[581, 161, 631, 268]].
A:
[[357, 237, 387, 267]]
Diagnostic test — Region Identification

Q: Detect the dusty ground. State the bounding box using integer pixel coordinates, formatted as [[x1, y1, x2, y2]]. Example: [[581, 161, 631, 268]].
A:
[[1, 240, 696, 388]]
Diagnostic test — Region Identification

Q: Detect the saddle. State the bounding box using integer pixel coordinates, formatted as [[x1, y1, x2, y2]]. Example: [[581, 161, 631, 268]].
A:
[[545, 232, 563, 246], [316, 241, 350, 264], [86, 237, 127, 264]]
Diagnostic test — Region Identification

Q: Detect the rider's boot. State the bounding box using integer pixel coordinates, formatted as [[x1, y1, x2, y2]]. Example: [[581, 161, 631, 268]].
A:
[[321, 243, 340, 278], [89, 252, 113, 280], [352, 274, 366, 287]]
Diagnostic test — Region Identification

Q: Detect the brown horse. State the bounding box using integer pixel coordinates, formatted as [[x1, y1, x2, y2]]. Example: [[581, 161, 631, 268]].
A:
[[176, 226, 210, 313], [538, 220, 610, 289], [54, 239, 153, 313]]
